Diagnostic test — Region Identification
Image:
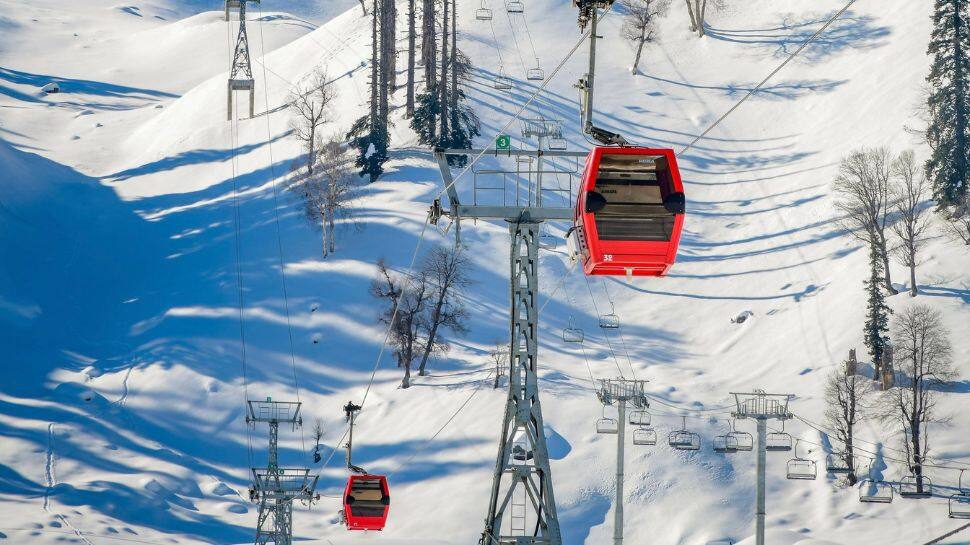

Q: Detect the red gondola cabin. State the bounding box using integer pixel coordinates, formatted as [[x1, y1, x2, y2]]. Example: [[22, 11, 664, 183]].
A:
[[573, 147, 685, 276], [343, 474, 390, 531]]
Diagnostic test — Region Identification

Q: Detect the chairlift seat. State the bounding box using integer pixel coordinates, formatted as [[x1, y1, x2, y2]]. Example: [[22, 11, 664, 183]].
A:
[[633, 427, 657, 446], [765, 432, 793, 452], [494, 76, 513, 91], [786, 458, 817, 480], [950, 493, 970, 519], [668, 430, 700, 451], [713, 435, 739, 454], [898, 475, 933, 498], [859, 480, 893, 503], [548, 138, 567, 151], [727, 431, 754, 452], [506, 0, 524, 13], [597, 417, 619, 434], [562, 327, 584, 343], [825, 453, 852, 474], [598, 313, 620, 329], [527, 67, 544, 81], [475, 7, 493, 20], [629, 410, 650, 426]]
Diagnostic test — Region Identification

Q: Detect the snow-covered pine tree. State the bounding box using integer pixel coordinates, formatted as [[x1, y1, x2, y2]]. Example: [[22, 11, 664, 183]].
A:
[[925, 0, 970, 214], [348, 0, 390, 182], [863, 243, 893, 375]]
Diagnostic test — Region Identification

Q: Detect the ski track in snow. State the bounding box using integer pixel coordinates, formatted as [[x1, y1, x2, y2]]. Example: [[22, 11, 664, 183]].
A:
[[43, 424, 93, 545]]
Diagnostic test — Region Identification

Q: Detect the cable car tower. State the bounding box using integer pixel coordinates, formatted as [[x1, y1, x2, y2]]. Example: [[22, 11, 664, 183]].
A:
[[227, 0, 258, 120], [246, 398, 318, 545], [433, 144, 587, 545], [731, 390, 793, 545], [596, 379, 648, 545]]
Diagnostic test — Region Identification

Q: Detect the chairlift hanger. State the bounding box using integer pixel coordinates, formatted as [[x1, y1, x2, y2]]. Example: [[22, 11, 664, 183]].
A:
[[726, 419, 753, 452], [825, 451, 853, 474], [562, 316, 584, 343], [506, 0, 524, 13], [899, 473, 933, 499], [633, 426, 657, 446], [667, 416, 700, 451], [476, 0, 493, 20]]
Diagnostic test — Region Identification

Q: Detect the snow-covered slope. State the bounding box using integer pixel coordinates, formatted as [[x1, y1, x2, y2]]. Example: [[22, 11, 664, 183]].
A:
[[1, 1, 968, 545]]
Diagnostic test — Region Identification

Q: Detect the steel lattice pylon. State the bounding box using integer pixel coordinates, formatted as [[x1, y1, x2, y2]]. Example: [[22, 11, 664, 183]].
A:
[[434, 148, 591, 545], [227, 0, 257, 120], [481, 221, 562, 545], [247, 399, 318, 545]]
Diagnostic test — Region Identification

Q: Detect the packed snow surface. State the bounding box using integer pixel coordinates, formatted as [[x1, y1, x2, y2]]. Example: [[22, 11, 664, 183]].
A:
[[1, 1, 969, 544]]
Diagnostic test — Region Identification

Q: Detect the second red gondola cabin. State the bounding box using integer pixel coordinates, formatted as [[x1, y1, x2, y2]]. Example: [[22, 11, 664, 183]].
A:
[[573, 147, 685, 277], [343, 474, 391, 531]]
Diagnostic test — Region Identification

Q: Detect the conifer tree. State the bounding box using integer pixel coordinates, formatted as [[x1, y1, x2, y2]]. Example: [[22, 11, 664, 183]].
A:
[[926, 0, 970, 214], [863, 243, 893, 374]]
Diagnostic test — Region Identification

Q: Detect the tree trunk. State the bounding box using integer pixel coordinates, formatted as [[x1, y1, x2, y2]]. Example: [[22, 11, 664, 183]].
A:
[[370, 0, 379, 127], [307, 127, 316, 175], [697, 0, 706, 37], [845, 431, 857, 485], [684, 0, 696, 32], [406, 0, 416, 117], [358, 0, 368, 15], [388, 0, 398, 91], [402, 360, 411, 388], [439, 0, 450, 142], [417, 294, 446, 375], [450, 1, 458, 115], [631, 39, 645, 74], [878, 233, 897, 294], [328, 208, 336, 254], [321, 212, 329, 257], [909, 249, 917, 296]]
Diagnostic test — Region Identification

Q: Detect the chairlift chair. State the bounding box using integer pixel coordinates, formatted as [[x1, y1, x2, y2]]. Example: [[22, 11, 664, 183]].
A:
[[629, 409, 650, 426], [506, 0, 524, 13], [712, 434, 739, 454], [527, 66, 545, 81], [858, 459, 893, 504], [786, 440, 817, 480], [562, 316, 584, 343], [825, 452, 853, 474], [475, 6, 492, 20], [727, 420, 753, 452], [633, 427, 657, 446], [766, 423, 793, 452], [599, 303, 620, 329], [668, 416, 700, 451], [548, 137, 568, 151], [596, 406, 619, 435], [950, 470, 970, 519], [898, 474, 933, 498], [494, 67, 513, 91]]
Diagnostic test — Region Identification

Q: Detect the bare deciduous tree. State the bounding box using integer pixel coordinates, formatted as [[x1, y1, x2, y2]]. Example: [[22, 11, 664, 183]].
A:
[[416, 244, 471, 376], [833, 147, 899, 294], [292, 138, 358, 257], [288, 68, 335, 176], [621, 0, 669, 74], [371, 259, 430, 389], [312, 419, 324, 462], [876, 304, 956, 494], [890, 150, 933, 297], [488, 343, 508, 389], [824, 363, 872, 485]]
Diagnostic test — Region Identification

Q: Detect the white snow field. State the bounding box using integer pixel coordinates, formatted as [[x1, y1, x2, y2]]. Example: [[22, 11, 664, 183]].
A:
[[1, 1, 969, 544]]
